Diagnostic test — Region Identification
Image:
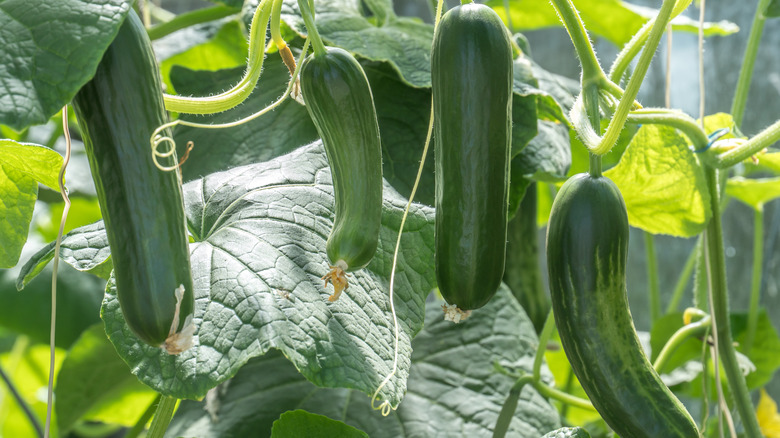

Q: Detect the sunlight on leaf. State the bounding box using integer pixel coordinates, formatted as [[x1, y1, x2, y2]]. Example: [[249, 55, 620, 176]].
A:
[[726, 177, 780, 210]]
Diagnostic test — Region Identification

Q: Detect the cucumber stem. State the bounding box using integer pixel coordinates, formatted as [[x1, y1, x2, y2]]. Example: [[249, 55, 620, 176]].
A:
[[652, 314, 710, 371], [492, 376, 532, 438], [147, 5, 240, 41], [146, 396, 177, 438], [548, 0, 603, 82], [645, 232, 661, 323], [534, 311, 555, 381], [707, 118, 780, 168], [298, 0, 327, 56], [703, 166, 762, 437], [744, 206, 764, 355], [730, 0, 772, 128], [665, 237, 700, 315]]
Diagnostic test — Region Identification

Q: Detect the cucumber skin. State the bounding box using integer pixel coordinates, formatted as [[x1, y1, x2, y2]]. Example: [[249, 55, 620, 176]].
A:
[[546, 173, 699, 438], [300, 47, 383, 272], [73, 11, 194, 347], [432, 3, 513, 310]]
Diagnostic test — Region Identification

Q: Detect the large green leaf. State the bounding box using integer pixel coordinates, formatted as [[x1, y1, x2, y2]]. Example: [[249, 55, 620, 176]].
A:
[[756, 152, 780, 174], [55, 323, 157, 433], [487, 0, 737, 47], [604, 124, 711, 237], [0, 0, 131, 130], [26, 142, 436, 405], [726, 177, 780, 210], [270, 410, 369, 438], [765, 0, 780, 17], [0, 140, 62, 267], [166, 287, 560, 437]]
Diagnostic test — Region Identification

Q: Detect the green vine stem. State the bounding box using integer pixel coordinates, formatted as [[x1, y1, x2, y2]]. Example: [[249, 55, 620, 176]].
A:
[[703, 166, 762, 437], [147, 5, 240, 40], [645, 232, 661, 323], [0, 364, 43, 438], [124, 394, 162, 438], [625, 108, 709, 149], [146, 396, 177, 438], [492, 375, 534, 438], [706, 118, 780, 168], [608, 0, 692, 83], [652, 312, 711, 371], [298, 0, 327, 56], [548, 0, 604, 83], [572, 0, 677, 156], [534, 311, 556, 381], [744, 206, 764, 354], [162, 0, 273, 114], [731, 0, 772, 127], [665, 238, 700, 314]]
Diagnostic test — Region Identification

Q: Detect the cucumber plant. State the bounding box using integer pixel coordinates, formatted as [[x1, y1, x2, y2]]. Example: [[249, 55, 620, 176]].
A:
[[72, 11, 195, 354], [432, 0, 513, 317]]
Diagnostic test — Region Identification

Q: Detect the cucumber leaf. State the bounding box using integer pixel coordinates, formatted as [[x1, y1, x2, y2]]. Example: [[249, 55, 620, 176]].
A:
[[542, 427, 592, 438], [0, 140, 62, 268], [756, 152, 780, 174], [55, 323, 157, 433], [270, 410, 369, 438], [765, 0, 780, 17], [0, 0, 131, 130], [166, 287, 560, 437], [24, 142, 436, 406], [604, 124, 711, 237], [726, 177, 780, 210]]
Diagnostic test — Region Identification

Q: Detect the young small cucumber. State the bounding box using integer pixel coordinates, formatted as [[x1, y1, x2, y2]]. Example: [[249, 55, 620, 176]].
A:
[[432, 2, 512, 314], [300, 47, 383, 301], [546, 173, 699, 437], [73, 11, 195, 354]]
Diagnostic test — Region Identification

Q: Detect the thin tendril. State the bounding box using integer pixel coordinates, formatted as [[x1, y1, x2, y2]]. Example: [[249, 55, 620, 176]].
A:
[[151, 39, 311, 172], [45, 107, 72, 438], [371, 0, 446, 415]]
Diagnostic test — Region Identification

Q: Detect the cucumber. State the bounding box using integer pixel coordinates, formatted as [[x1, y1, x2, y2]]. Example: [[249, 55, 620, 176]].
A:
[[546, 173, 699, 437], [300, 47, 383, 301], [72, 11, 195, 354], [432, 2, 512, 312]]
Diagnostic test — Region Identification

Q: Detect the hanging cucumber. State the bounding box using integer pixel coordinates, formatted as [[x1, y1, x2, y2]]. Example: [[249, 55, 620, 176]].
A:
[[546, 173, 699, 437], [300, 47, 383, 302], [432, 1, 512, 316], [504, 182, 549, 333], [72, 11, 195, 354]]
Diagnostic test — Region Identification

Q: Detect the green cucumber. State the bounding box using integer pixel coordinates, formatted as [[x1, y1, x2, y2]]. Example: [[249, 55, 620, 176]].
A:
[[300, 47, 383, 301], [432, 2, 512, 312], [546, 173, 699, 437], [73, 11, 195, 353]]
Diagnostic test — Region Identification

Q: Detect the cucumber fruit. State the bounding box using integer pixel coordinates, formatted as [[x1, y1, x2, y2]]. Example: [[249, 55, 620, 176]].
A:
[[73, 11, 195, 354], [546, 173, 699, 437], [300, 47, 383, 301], [432, 2, 513, 313]]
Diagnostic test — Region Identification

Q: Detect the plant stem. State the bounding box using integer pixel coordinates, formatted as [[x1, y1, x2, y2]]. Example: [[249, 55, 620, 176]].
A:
[[548, 0, 603, 83], [708, 118, 780, 168], [608, 0, 693, 83], [625, 108, 709, 150], [531, 381, 595, 411], [652, 315, 711, 371], [730, 0, 772, 127], [298, 0, 327, 56], [744, 206, 764, 355], [147, 5, 240, 40], [583, 83, 602, 178], [665, 238, 700, 314], [645, 232, 661, 323], [534, 311, 556, 381], [125, 394, 162, 438], [147, 396, 178, 438], [703, 166, 762, 437], [493, 376, 533, 438], [0, 365, 43, 438]]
